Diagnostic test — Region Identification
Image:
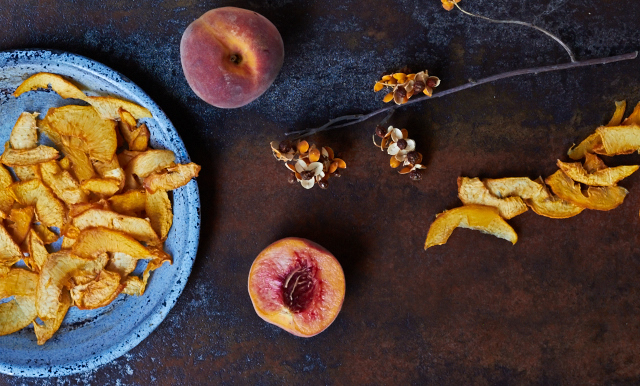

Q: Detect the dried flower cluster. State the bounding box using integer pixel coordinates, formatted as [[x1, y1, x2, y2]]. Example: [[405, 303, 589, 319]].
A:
[[373, 125, 425, 180], [270, 140, 346, 189], [374, 70, 441, 105]]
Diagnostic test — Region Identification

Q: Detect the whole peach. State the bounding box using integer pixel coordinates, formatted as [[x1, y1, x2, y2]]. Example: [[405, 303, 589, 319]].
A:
[[180, 7, 284, 108]]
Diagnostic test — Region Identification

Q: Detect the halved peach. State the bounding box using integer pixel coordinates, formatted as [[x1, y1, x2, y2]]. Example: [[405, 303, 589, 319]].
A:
[[248, 238, 345, 337]]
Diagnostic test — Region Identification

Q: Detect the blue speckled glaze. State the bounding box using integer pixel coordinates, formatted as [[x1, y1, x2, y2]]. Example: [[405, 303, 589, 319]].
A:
[[0, 49, 200, 378]]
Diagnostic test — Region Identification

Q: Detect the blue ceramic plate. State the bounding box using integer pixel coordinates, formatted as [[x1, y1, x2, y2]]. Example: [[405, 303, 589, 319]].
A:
[[0, 49, 200, 377]]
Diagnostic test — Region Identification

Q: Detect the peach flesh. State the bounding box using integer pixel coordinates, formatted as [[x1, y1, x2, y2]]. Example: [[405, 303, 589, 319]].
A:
[[180, 7, 284, 108], [248, 238, 345, 337]]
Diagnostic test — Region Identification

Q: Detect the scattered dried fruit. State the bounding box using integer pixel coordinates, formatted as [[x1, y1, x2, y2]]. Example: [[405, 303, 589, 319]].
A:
[[425, 204, 517, 249]]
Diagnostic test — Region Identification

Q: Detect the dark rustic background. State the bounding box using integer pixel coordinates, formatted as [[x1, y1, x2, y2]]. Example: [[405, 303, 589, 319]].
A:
[[1, 0, 640, 384]]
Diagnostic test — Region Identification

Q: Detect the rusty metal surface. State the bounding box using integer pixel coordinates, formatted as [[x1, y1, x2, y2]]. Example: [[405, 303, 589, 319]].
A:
[[1, 0, 640, 384]]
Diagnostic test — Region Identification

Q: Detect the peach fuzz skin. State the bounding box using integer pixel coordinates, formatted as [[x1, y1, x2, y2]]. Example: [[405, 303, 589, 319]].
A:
[[180, 7, 284, 108], [248, 238, 346, 337]]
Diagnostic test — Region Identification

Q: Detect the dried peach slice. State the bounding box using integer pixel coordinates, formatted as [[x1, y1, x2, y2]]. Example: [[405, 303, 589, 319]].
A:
[[557, 158, 638, 186], [248, 238, 345, 337], [424, 204, 517, 249], [10, 179, 65, 228], [545, 170, 627, 211], [1, 144, 59, 167], [9, 112, 39, 150], [0, 268, 38, 336], [72, 209, 160, 245], [145, 190, 173, 241], [70, 270, 124, 310], [33, 290, 71, 345], [13, 72, 87, 100], [71, 227, 169, 261], [457, 177, 528, 219], [42, 105, 117, 162], [86, 96, 152, 121], [6, 206, 34, 245], [483, 177, 584, 219], [568, 132, 602, 160], [143, 162, 201, 193], [607, 100, 627, 127], [36, 251, 108, 319], [108, 189, 146, 216]]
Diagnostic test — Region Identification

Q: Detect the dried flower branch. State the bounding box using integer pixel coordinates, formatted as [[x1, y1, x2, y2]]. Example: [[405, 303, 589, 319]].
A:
[[285, 52, 638, 140], [270, 140, 346, 189], [445, 0, 576, 62]]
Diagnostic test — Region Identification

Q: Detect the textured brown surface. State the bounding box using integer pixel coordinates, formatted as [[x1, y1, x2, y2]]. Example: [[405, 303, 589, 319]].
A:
[[1, 0, 640, 384]]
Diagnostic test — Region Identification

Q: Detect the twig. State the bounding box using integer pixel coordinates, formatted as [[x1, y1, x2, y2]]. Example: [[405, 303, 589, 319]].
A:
[[285, 51, 638, 140], [454, 2, 576, 62]]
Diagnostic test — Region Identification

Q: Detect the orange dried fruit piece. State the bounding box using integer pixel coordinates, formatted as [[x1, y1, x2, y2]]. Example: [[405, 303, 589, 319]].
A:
[[40, 160, 88, 205], [107, 252, 138, 277], [583, 152, 607, 173], [483, 177, 584, 219], [72, 209, 161, 245], [607, 100, 627, 127], [457, 177, 528, 219], [557, 158, 638, 186], [33, 223, 59, 245], [86, 95, 152, 121], [0, 224, 24, 275], [11, 179, 65, 228], [0, 268, 39, 336], [567, 132, 602, 160], [24, 229, 49, 272], [6, 206, 34, 245], [373, 82, 384, 92], [622, 101, 640, 126], [13, 165, 40, 181], [146, 190, 173, 241], [143, 162, 201, 193], [118, 109, 150, 152], [122, 276, 146, 296], [13, 72, 87, 100], [80, 178, 121, 196], [36, 251, 108, 320], [382, 92, 394, 103], [71, 227, 169, 262], [124, 149, 176, 189], [9, 112, 39, 150], [108, 189, 146, 216], [34, 290, 71, 345], [42, 105, 118, 162], [425, 204, 517, 249], [92, 156, 125, 189], [545, 170, 627, 211], [70, 270, 123, 310], [1, 144, 59, 167], [390, 157, 402, 168], [0, 165, 14, 215]]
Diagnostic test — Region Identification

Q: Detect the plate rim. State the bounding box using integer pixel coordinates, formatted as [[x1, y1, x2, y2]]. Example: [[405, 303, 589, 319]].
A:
[[0, 48, 201, 378]]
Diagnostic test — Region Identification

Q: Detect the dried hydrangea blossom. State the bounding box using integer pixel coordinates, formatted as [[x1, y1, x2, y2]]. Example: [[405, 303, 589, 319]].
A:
[[373, 125, 426, 180], [374, 70, 440, 105], [271, 140, 346, 189]]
